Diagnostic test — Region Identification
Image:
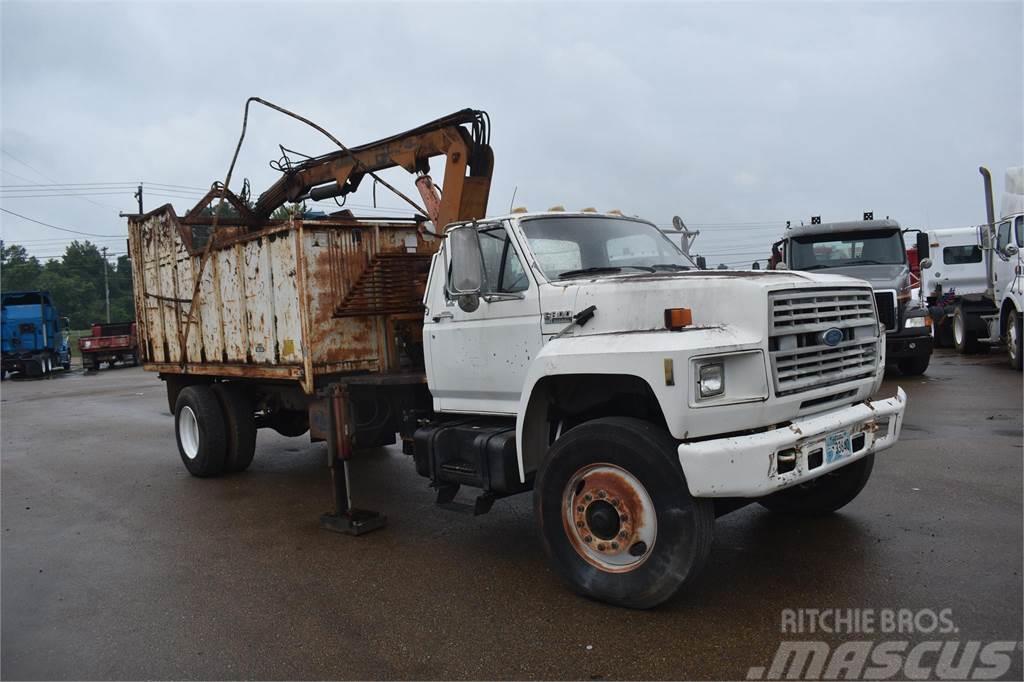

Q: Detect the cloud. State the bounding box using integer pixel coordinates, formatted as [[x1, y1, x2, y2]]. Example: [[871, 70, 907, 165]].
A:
[[1, 1, 1021, 266]]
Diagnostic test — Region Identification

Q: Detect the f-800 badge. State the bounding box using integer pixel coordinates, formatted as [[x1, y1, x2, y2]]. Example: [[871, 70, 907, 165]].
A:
[[544, 310, 573, 324]]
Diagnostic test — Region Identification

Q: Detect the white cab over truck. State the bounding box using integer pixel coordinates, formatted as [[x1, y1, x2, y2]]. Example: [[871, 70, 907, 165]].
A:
[[131, 106, 907, 608]]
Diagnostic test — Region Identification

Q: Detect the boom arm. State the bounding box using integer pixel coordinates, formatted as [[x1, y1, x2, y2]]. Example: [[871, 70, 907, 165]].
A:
[[252, 108, 494, 229]]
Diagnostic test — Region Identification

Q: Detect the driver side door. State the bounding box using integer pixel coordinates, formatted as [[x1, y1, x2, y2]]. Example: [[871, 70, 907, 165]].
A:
[[425, 222, 543, 415]]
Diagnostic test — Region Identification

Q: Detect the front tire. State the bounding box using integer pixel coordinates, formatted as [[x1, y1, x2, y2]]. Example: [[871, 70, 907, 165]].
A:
[[174, 385, 227, 478], [1007, 308, 1022, 371], [953, 305, 981, 354], [534, 417, 714, 609], [759, 454, 874, 516]]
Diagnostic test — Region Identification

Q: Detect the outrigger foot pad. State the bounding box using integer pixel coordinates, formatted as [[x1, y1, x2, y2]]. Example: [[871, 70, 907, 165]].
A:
[[319, 509, 387, 536]]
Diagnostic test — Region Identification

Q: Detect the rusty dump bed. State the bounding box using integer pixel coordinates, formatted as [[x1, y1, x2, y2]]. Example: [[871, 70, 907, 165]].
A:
[[127, 205, 437, 394]]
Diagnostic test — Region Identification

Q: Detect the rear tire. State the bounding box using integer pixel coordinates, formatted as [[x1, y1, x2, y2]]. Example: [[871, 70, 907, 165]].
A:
[[212, 384, 257, 473], [174, 386, 227, 478], [534, 417, 714, 609], [759, 454, 874, 516], [897, 354, 930, 376], [953, 305, 980, 354], [1007, 308, 1022, 371]]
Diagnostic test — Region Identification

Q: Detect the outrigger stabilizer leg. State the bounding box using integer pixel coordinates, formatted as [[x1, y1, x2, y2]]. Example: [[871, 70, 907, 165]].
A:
[[319, 385, 386, 536]]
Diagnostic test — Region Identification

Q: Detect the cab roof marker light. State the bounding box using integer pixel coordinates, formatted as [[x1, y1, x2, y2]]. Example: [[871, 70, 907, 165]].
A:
[[608, 209, 624, 216], [580, 207, 598, 213], [548, 205, 565, 212], [511, 206, 529, 214]]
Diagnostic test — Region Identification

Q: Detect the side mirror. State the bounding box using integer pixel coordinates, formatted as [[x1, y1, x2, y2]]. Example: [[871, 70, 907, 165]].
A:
[[448, 225, 484, 312], [916, 232, 930, 261], [695, 255, 707, 270], [919, 258, 933, 270], [1005, 244, 1019, 257]]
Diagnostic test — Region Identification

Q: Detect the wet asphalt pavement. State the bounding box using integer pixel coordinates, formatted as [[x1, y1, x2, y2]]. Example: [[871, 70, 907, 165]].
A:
[[1, 350, 1021, 680]]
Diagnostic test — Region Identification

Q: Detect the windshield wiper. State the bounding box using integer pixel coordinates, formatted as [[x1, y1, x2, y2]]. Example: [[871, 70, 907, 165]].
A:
[[557, 265, 654, 280], [558, 266, 622, 279]]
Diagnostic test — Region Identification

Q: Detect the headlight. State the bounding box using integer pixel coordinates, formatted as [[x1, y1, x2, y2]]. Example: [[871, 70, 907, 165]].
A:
[[698, 363, 725, 398], [904, 316, 931, 328]]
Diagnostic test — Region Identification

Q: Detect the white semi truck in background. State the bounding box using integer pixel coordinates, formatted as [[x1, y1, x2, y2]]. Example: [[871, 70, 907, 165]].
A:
[[921, 167, 1024, 369], [129, 103, 908, 608]]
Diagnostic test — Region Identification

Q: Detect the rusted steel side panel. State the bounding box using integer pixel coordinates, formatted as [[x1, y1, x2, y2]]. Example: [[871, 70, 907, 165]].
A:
[[217, 245, 248, 363], [174, 248, 204, 362], [198, 251, 224, 362], [128, 207, 441, 390], [243, 239, 276, 365], [157, 219, 182, 363], [140, 218, 165, 362], [270, 231, 303, 365], [302, 229, 380, 373], [128, 219, 151, 362]]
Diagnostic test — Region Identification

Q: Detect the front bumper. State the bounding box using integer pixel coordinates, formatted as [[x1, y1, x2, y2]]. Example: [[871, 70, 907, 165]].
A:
[[677, 388, 906, 497], [886, 331, 933, 359]]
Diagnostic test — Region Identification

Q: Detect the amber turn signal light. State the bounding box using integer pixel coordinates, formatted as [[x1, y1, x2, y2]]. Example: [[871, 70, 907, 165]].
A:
[[664, 307, 692, 330]]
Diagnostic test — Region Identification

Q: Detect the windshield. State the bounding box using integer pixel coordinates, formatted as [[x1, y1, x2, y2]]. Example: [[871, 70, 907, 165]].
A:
[[520, 216, 692, 280], [789, 229, 906, 270]]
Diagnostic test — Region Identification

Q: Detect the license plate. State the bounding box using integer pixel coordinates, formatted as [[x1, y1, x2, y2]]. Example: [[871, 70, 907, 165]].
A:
[[824, 430, 853, 464]]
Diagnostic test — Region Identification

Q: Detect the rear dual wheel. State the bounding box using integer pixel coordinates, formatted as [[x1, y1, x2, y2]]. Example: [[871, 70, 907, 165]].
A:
[[174, 384, 256, 477], [535, 417, 714, 609]]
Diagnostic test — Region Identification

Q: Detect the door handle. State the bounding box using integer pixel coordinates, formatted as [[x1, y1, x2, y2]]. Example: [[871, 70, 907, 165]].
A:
[[432, 311, 454, 322]]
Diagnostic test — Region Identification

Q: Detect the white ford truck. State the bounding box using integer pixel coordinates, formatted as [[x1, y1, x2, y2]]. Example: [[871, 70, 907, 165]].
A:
[[417, 210, 906, 606], [130, 107, 906, 608]]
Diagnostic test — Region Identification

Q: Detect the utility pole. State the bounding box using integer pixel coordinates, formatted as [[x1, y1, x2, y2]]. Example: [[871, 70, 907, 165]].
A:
[[101, 247, 110, 323], [134, 184, 143, 214]]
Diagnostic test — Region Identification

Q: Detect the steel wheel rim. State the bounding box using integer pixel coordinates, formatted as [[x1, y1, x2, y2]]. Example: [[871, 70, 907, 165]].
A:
[[178, 406, 200, 460], [562, 463, 657, 573], [954, 313, 964, 345]]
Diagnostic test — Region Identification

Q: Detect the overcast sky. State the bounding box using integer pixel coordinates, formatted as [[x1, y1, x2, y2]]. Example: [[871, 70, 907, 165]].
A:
[[1, 1, 1021, 267]]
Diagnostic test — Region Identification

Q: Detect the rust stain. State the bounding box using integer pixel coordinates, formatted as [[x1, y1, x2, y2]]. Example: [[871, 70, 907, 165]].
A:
[[564, 469, 649, 574]]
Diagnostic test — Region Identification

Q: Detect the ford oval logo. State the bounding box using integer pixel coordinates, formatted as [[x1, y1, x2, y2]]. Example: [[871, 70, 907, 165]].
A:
[[820, 327, 844, 346]]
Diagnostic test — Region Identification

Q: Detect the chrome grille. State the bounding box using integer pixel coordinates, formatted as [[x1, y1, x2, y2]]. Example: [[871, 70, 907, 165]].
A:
[[769, 288, 880, 395], [874, 290, 898, 331]]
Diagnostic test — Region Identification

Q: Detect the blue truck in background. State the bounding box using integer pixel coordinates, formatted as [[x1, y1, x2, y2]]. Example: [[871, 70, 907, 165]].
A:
[[1, 291, 72, 378]]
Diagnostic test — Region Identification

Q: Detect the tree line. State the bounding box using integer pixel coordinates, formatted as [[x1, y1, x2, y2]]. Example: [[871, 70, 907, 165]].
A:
[[1, 241, 134, 329]]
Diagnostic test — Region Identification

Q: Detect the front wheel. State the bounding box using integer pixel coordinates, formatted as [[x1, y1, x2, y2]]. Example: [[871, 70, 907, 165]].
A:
[[759, 454, 874, 516], [534, 417, 714, 609], [953, 305, 981, 354], [1007, 309, 1022, 371]]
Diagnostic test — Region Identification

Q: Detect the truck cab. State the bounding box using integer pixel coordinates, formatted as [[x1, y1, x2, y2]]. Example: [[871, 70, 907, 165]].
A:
[[1, 291, 71, 378], [770, 219, 933, 376]]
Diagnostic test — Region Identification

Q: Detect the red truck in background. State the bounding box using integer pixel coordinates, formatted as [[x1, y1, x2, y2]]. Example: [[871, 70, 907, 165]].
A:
[[79, 321, 139, 371]]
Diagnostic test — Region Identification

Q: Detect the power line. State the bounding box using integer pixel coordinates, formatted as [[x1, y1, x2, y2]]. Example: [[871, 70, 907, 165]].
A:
[[1, 148, 123, 210], [1, 191, 136, 198], [0, 207, 124, 237]]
